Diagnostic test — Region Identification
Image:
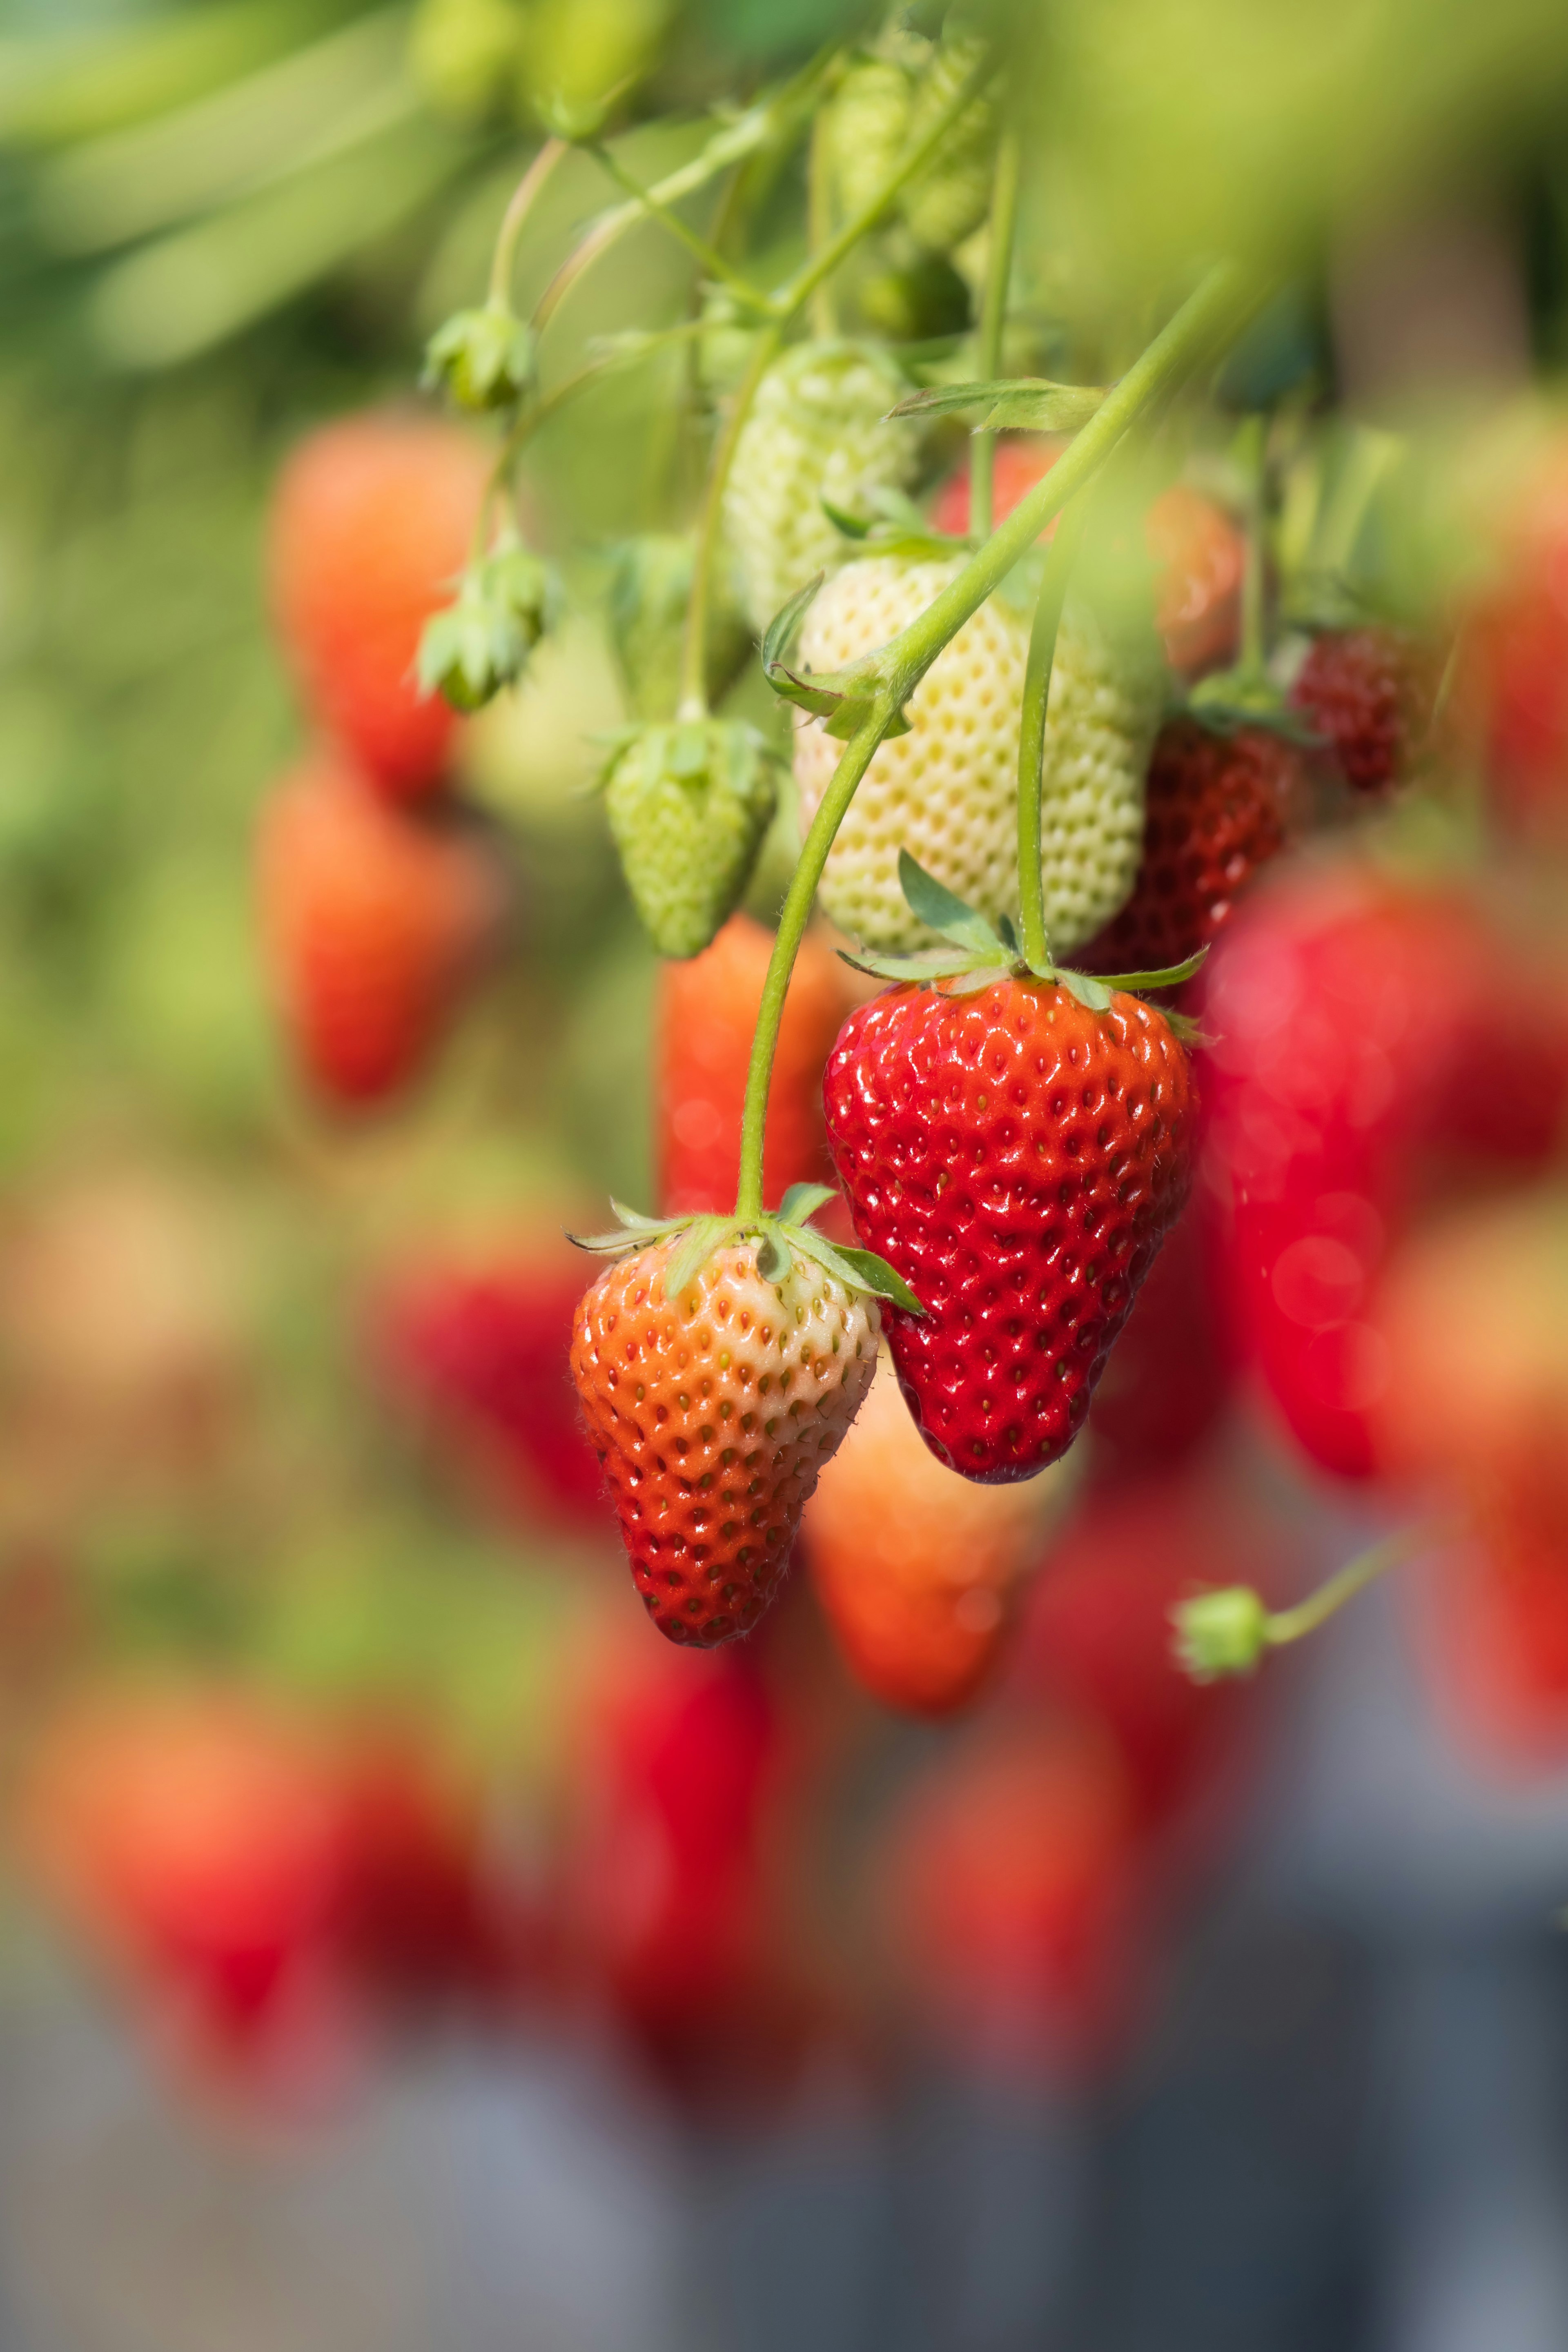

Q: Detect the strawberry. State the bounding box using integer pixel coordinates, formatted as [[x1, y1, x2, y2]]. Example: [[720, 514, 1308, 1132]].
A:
[[1033, 594, 1166, 954], [722, 341, 922, 635], [823, 918, 1198, 1483], [1085, 1203, 1235, 1474], [824, 50, 915, 228], [368, 1244, 608, 1530], [896, 32, 996, 256], [268, 412, 489, 800], [570, 1225, 881, 1645], [657, 913, 851, 1219], [257, 754, 508, 1106], [877, 1712, 1143, 2076], [1199, 860, 1568, 1478], [1076, 715, 1303, 976], [1288, 624, 1440, 795], [1455, 434, 1568, 840], [792, 555, 1026, 951], [802, 1356, 1067, 1716], [602, 719, 779, 960], [933, 443, 1243, 679]]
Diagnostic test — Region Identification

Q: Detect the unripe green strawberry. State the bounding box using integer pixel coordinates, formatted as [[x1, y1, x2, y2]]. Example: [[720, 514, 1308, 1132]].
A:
[[604, 721, 779, 959], [722, 341, 922, 635], [825, 53, 915, 225], [793, 555, 1026, 952], [1036, 596, 1165, 955], [898, 35, 996, 256], [607, 537, 751, 723]]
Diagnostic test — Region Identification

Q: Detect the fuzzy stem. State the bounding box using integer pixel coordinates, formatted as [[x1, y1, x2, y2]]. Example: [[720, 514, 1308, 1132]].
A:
[[968, 124, 1022, 543], [734, 708, 886, 1222], [729, 260, 1261, 1223], [488, 137, 568, 308], [1016, 492, 1089, 970]]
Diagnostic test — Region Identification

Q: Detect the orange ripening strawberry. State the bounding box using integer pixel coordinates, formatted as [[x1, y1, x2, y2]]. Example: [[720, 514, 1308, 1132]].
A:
[[658, 914, 851, 1221], [877, 1712, 1144, 2078], [570, 1229, 880, 1646], [802, 1357, 1067, 1716], [258, 754, 509, 1107], [824, 974, 1197, 1483], [932, 439, 1243, 678], [269, 412, 489, 800], [1076, 715, 1304, 978]]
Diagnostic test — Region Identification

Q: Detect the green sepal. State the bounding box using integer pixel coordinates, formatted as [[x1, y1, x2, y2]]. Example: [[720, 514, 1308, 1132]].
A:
[[1089, 947, 1208, 993], [416, 538, 557, 713], [423, 303, 536, 413], [823, 692, 912, 742], [839, 945, 993, 982], [1055, 968, 1113, 1013], [775, 1181, 836, 1225], [608, 1197, 671, 1232], [1186, 667, 1323, 747], [762, 581, 912, 742], [760, 574, 825, 679], [820, 488, 956, 564], [786, 1222, 923, 1314], [898, 848, 1005, 954], [1171, 1586, 1271, 1683], [886, 379, 1107, 434], [753, 1227, 788, 1281], [663, 1215, 732, 1307]]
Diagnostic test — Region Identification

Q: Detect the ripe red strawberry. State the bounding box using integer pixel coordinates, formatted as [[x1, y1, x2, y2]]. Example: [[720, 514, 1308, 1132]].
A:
[[1289, 624, 1441, 795], [658, 915, 852, 1222], [269, 412, 489, 800], [1085, 1204, 1235, 1474], [932, 439, 1243, 678], [368, 1245, 608, 1531], [257, 754, 508, 1107], [570, 1232, 880, 1645], [877, 1712, 1143, 2076], [1200, 861, 1568, 1478], [823, 977, 1198, 1483], [1076, 716, 1303, 977], [802, 1358, 1067, 1716], [1454, 434, 1568, 840]]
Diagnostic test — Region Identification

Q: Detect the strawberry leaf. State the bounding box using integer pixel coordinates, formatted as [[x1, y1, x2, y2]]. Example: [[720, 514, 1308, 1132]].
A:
[[898, 850, 1006, 953], [663, 1215, 732, 1307], [775, 1182, 836, 1226], [788, 1224, 924, 1314], [885, 379, 1107, 433]]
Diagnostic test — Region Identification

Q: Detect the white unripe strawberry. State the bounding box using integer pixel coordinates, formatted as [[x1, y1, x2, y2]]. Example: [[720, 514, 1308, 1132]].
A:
[[1037, 598, 1166, 953], [722, 341, 922, 636]]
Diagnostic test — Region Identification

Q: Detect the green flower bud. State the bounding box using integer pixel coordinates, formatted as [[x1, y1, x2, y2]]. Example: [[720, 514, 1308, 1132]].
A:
[[417, 539, 556, 713], [423, 303, 535, 413], [1171, 1586, 1272, 1683]]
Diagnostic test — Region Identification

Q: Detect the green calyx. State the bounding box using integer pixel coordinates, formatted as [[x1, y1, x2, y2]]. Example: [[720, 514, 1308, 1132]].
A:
[[1170, 1586, 1271, 1682], [423, 301, 537, 413], [417, 537, 557, 713], [1185, 662, 1322, 747], [601, 718, 782, 960], [567, 1184, 922, 1315], [840, 849, 1206, 1019]]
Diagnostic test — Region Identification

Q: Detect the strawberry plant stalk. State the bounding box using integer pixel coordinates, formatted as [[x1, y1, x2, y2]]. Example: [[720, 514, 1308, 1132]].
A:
[[1016, 492, 1090, 969], [732, 259, 1263, 1223], [487, 136, 567, 307], [968, 124, 1022, 543]]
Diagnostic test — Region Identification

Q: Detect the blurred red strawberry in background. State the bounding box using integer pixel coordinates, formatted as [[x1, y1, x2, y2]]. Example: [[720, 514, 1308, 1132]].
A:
[[657, 913, 853, 1225], [877, 1712, 1144, 2080], [1457, 432, 1568, 843], [258, 754, 510, 1108], [802, 1358, 1069, 1718], [1085, 1207, 1236, 1477], [932, 439, 1243, 678], [269, 413, 490, 802], [368, 1241, 607, 1535]]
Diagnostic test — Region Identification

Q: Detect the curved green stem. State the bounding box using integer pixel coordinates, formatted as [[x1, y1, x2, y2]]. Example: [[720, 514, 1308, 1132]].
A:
[[1016, 492, 1090, 969], [584, 139, 775, 312], [969, 123, 1022, 543], [1263, 1526, 1424, 1649], [488, 136, 567, 308], [734, 708, 887, 1221]]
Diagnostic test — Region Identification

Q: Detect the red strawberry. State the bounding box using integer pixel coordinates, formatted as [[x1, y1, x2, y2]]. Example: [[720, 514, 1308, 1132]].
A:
[[1289, 624, 1441, 795], [1200, 861, 1568, 1478], [1076, 716, 1303, 977], [258, 754, 508, 1107], [823, 976, 1198, 1483], [658, 915, 852, 1223], [877, 1712, 1143, 2077], [569, 1232, 880, 1646], [802, 1357, 1065, 1716], [269, 412, 489, 800], [1454, 435, 1568, 840], [369, 1245, 607, 1530], [932, 439, 1243, 677], [1085, 1203, 1235, 1474]]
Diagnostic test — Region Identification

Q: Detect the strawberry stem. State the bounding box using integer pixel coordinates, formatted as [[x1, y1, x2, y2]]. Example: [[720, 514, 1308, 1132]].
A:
[[1235, 410, 1270, 683], [1172, 1521, 1432, 1683], [488, 137, 568, 310], [969, 122, 1022, 544], [1016, 489, 1090, 971]]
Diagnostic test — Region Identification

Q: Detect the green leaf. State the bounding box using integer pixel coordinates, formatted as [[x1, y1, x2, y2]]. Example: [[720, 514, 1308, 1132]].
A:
[[787, 1224, 923, 1314], [885, 379, 1107, 433], [898, 850, 1006, 953], [663, 1216, 732, 1308], [760, 574, 824, 678], [776, 1182, 836, 1226]]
